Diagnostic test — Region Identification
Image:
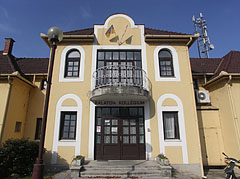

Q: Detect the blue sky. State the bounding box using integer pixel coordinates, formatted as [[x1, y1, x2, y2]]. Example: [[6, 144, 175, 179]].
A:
[[0, 0, 239, 58]]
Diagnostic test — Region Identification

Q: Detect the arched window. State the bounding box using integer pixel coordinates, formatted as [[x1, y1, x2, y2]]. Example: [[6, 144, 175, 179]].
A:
[[65, 50, 81, 77], [159, 49, 174, 77]]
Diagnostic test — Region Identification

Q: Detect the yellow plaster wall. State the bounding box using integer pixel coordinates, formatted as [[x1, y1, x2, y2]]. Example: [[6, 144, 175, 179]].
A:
[[57, 146, 75, 164], [97, 17, 141, 46], [2, 78, 30, 142], [23, 77, 46, 140], [62, 98, 77, 106], [0, 81, 11, 141], [165, 146, 183, 164], [197, 109, 225, 166], [162, 98, 178, 106], [207, 79, 240, 159], [146, 44, 202, 165], [44, 42, 93, 163]]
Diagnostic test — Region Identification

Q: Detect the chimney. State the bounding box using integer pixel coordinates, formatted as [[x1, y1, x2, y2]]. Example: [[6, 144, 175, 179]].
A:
[[3, 38, 15, 55]]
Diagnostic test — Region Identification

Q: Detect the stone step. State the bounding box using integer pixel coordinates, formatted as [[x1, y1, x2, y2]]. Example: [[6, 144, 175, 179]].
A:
[[83, 165, 169, 169], [80, 169, 171, 177], [80, 176, 171, 179]]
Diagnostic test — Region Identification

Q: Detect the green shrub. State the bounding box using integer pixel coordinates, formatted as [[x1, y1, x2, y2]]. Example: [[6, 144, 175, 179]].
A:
[[0, 138, 40, 178]]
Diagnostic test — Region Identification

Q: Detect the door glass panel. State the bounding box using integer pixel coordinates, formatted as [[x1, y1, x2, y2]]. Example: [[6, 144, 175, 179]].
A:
[[139, 118, 144, 125], [130, 136, 136, 144], [112, 136, 118, 144], [102, 108, 111, 116], [123, 119, 129, 126], [111, 127, 118, 134], [104, 127, 110, 134], [130, 119, 136, 125], [112, 108, 119, 117], [123, 127, 129, 134], [104, 136, 110, 143], [112, 119, 118, 125], [123, 136, 129, 144], [139, 108, 143, 116], [104, 119, 111, 125], [97, 135, 101, 144], [96, 118, 101, 125], [139, 136, 144, 144], [139, 126, 144, 134], [130, 127, 136, 134], [129, 108, 138, 116]]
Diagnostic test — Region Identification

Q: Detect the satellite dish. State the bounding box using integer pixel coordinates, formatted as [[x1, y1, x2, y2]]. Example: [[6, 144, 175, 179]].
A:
[[209, 44, 214, 50]]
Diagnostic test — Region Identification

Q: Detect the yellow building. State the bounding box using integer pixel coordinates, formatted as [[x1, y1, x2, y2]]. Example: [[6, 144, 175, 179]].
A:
[[0, 14, 239, 177]]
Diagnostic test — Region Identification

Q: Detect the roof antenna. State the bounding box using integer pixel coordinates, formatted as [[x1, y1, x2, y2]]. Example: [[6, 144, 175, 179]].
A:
[[192, 13, 214, 58]]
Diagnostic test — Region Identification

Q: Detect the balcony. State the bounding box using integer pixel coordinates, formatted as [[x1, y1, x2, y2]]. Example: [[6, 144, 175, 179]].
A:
[[90, 65, 151, 102]]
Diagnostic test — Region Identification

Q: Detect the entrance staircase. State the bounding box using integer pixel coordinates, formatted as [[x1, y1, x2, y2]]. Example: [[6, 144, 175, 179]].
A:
[[71, 160, 172, 179]]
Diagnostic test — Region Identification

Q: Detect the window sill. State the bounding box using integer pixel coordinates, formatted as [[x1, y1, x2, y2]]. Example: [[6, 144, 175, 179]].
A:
[[59, 139, 76, 142], [164, 139, 181, 142]]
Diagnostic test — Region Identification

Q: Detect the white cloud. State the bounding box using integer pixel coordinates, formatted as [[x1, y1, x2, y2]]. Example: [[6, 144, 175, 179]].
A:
[[79, 5, 92, 19], [0, 23, 15, 32], [0, 6, 9, 18]]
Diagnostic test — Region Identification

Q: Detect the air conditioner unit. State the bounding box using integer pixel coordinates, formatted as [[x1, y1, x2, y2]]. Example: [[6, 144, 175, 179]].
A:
[[196, 90, 211, 104]]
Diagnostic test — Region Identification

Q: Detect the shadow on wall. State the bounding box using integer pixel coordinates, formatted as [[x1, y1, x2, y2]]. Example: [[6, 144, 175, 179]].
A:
[[149, 96, 156, 119], [43, 150, 69, 175], [146, 143, 153, 160]]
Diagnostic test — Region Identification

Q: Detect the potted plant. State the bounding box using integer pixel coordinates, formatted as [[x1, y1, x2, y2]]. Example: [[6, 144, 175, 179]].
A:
[[157, 153, 169, 165], [72, 155, 85, 166]]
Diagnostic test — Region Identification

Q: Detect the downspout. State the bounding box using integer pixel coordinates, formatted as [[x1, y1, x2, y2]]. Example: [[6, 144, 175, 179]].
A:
[[227, 75, 240, 148], [0, 76, 13, 144]]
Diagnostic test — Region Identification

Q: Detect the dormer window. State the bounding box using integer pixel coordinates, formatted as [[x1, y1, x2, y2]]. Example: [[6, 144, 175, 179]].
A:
[[159, 49, 174, 77], [65, 50, 80, 77]]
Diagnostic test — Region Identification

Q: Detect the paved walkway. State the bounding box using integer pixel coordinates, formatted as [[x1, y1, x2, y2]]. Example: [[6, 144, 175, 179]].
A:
[[52, 168, 231, 179]]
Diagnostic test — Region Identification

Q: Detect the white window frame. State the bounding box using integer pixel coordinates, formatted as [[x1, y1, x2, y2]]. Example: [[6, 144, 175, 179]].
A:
[[59, 45, 85, 82], [154, 45, 180, 81]]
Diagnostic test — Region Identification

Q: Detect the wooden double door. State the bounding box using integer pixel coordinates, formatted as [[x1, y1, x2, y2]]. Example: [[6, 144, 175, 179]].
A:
[[95, 107, 145, 160]]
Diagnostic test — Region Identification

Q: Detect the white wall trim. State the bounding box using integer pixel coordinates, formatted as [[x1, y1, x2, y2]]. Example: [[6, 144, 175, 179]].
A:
[[144, 101, 152, 160], [154, 45, 180, 82], [103, 14, 138, 29], [59, 45, 85, 82], [157, 94, 188, 164], [51, 94, 82, 164]]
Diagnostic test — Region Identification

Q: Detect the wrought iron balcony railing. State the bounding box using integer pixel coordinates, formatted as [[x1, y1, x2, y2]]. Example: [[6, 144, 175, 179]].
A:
[[92, 65, 151, 92]]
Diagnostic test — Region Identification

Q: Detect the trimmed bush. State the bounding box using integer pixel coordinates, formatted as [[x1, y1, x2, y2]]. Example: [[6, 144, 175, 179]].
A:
[[0, 138, 40, 178]]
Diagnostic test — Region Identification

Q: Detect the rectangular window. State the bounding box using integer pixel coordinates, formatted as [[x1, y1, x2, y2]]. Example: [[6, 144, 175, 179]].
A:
[[59, 112, 77, 140], [163, 112, 180, 140], [35, 118, 42, 140], [15, 122, 22, 132]]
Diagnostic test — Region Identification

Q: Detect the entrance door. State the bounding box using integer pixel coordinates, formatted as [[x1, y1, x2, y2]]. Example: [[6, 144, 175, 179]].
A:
[[95, 107, 145, 160]]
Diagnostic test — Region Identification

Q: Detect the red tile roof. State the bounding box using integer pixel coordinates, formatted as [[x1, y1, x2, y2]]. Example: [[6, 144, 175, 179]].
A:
[[63, 28, 94, 35], [16, 57, 49, 74], [144, 27, 188, 35], [190, 58, 221, 73], [63, 27, 189, 36], [190, 51, 240, 76]]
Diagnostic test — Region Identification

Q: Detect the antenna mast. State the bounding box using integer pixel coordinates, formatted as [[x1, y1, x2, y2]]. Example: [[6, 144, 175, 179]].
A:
[[192, 13, 214, 58]]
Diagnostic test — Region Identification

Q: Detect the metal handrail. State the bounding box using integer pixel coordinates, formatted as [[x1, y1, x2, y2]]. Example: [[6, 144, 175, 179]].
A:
[[93, 65, 151, 92]]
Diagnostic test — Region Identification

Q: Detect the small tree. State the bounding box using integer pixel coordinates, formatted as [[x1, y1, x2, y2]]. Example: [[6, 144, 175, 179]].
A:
[[0, 138, 40, 178]]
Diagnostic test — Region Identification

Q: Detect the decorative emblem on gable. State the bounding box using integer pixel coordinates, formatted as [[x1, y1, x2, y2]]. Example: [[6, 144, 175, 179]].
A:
[[105, 24, 133, 45]]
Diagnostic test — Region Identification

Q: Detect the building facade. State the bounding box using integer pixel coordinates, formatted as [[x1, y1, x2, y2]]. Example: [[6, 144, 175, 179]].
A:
[[1, 14, 240, 177]]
